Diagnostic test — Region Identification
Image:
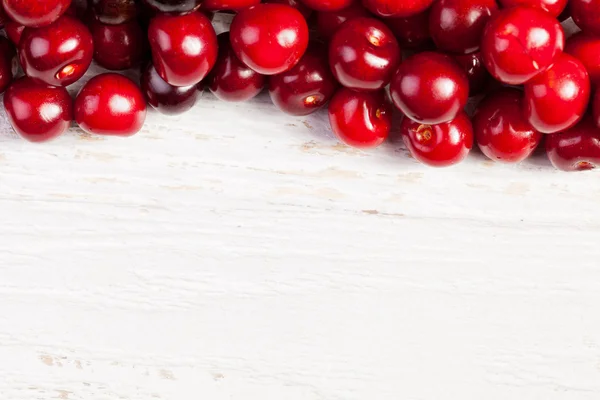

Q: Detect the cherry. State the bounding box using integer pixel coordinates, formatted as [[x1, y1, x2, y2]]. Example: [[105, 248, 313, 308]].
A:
[[148, 11, 217, 86], [230, 4, 309, 75], [390, 51, 469, 124], [5, 20, 25, 45], [299, 0, 353, 11], [90, 18, 146, 71], [565, 33, 600, 88], [546, 117, 600, 171], [524, 54, 590, 134], [264, 0, 313, 19], [571, 0, 600, 36], [269, 43, 338, 115], [0, 36, 15, 93], [4, 77, 72, 142], [0, 2, 8, 28], [592, 90, 600, 129], [141, 62, 198, 115], [429, 0, 498, 55], [91, 0, 138, 24], [19, 16, 93, 87], [498, 0, 567, 18], [453, 52, 493, 96], [329, 17, 401, 91], [481, 7, 564, 85], [75, 73, 146, 136], [381, 9, 431, 49], [141, 0, 202, 13], [401, 111, 473, 167], [328, 88, 393, 148], [201, 0, 261, 11], [473, 88, 542, 163], [208, 32, 265, 102], [316, 1, 371, 41], [2, 0, 71, 27], [362, 0, 435, 17]]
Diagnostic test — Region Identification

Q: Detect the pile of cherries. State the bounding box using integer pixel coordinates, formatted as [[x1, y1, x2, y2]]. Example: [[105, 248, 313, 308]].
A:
[[1, 0, 600, 171]]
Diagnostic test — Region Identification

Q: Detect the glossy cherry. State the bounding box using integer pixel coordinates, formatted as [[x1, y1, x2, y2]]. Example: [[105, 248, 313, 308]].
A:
[[208, 32, 265, 102], [148, 11, 217, 86], [264, 0, 313, 19], [381, 9, 431, 49], [269, 44, 338, 116], [362, 0, 435, 17], [5, 20, 25, 45], [524, 54, 590, 134], [499, 0, 566, 17], [328, 88, 393, 148], [329, 17, 400, 91], [546, 117, 600, 171], [75, 73, 146, 136], [230, 4, 309, 75], [141, 62, 198, 115], [401, 111, 473, 167], [481, 6, 564, 85], [473, 88, 542, 163], [571, 0, 600, 36], [91, 18, 145, 70], [0, 36, 15, 93], [201, 0, 261, 11], [316, 1, 371, 41], [19, 16, 93, 87], [4, 77, 73, 142], [91, 0, 138, 24], [299, 0, 353, 11], [2, 0, 71, 27], [429, 0, 498, 54], [453, 52, 493, 96], [390, 51, 469, 124], [565, 33, 600, 88], [141, 0, 202, 13]]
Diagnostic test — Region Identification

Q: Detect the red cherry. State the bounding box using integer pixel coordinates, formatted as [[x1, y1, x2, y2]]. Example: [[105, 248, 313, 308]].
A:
[[269, 44, 338, 115], [592, 90, 600, 129], [230, 4, 309, 75], [141, 62, 198, 115], [0, 36, 15, 93], [2, 0, 71, 27], [91, 0, 138, 25], [524, 54, 590, 134], [390, 51, 469, 124], [329, 17, 400, 91], [201, 0, 261, 11], [381, 9, 431, 49], [429, 0, 498, 54], [453, 52, 493, 96], [481, 7, 564, 85], [546, 117, 600, 171], [148, 11, 217, 87], [498, 0, 566, 17], [75, 73, 146, 136], [141, 0, 202, 13], [90, 18, 145, 71], [264, 0, 313, 19], [571, 0, 600, 36], [316, 1, 371, 41], [473, 88, 542, 163], [208, 32, 265, 102], [565, 33, 600, 88], [4, 77, 72, 142], [328, 88, 393, 148], [5, 20, 25, 45], [299, 0, 353, 11], [0, 2, 8, 28], [401, 111, 473, 167], [19, 16, 93, 87], [362, 0, 434, 17]]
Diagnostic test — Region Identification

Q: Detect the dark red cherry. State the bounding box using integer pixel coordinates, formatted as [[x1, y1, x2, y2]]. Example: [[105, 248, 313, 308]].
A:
[[328, 88, 393, 148], [362, 0, 435, 17], [141, 0, 202, 13], [592, 90, 600, 129], [381, 9, 431, 49], [299, 0, 353, 11], [401, 111, 473, 167], [148, 11, 217, 86], [524, 54, 590, 134], [91, 0, 138, 24], [201, 0, 261, 11], [429, 0, 498, 54], [2, 0, 71, 27], [0, 2, 8, 28], [565, 33, 600, 88], [571, 0, 600, 36], [316, 1, 371, 41], [264, 0, 313, 19], [473, 88, 542, 163], [141, 62, 198, 115], [499, 0, 566, 17], [481, 7, 564, 85], [5, 20, 25, 45], [453, 52, 493, 96], [0, 36, 16, 93], [390, 51, 469, 124], [208, 32, 265, 102], [91, 18, 145, 70], [230, 4, 309, 75], [19, 16, 93, 87], [4, 77, 72, 142], [269, 44, 338, 115], [329, 17, 401, 91], [75, 73, 146, 136], [546, 117, 600, 171]]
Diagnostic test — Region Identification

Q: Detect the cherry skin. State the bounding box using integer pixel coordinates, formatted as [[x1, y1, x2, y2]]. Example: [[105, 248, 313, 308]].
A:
[[381, 9, 431, 49], [0, 2, 8, 28], [201, 0, 261, 11], [2, 0, 71, 27], [473, 88, 542, 163], [148, 11, 218, 87], [429, 0, 498, 54], [141, 0, 202, 13], [264, 0, 313, 19], [524, 54, 590, 134], [299, 0, 353, 11], [141, 62, 198, 115], [565, 33, 600, 88], [328, 88, 393, 148], [316, 1, 371, 41], [546, 117, 600, 171], [362, 0, 435, 17], [75, 73, 146, 136], [5, 20, 25, 45], [4, 77, 73, 142], [0, 36, 16, 93], [230, 4, 309, 75], [592, 90, 600, 130], [390, 51, 469, 124], [90, 18, 145, 70], [571, 0, 600, 36], [269, 44, 338, 116], [498, 0, 567, 18], [401, 111, 473, 167], [91, 0, 138, 24], [208, 32, 265, 102], [19, 16, 93, 87], [453, 52, 493, 96], [481, 6, 564, 85], [329, 17, 401, 91]]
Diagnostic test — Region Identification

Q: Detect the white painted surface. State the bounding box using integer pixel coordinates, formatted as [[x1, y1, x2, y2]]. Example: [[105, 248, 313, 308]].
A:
[[1, 17, 599, 400]]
